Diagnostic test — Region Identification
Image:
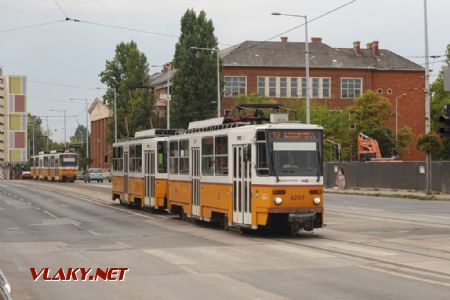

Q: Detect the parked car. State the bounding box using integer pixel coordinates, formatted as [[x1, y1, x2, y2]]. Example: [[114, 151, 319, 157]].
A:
[[85, 168, 103, 183], [77, 171, 86, 181], [0, 269, 12, 300], [20, 171, 32, 180]]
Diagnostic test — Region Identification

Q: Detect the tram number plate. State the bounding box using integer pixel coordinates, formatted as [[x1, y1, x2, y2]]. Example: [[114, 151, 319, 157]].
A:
[[290, 195, 305, 201]]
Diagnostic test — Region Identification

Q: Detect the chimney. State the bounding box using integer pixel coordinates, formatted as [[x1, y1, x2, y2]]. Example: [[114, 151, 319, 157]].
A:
[[371, 40, 379, 56], [366, 42, 373, 49], [353, 41, 360, 55], [280, 36, 288, 43], [311, 37, 322, 44]]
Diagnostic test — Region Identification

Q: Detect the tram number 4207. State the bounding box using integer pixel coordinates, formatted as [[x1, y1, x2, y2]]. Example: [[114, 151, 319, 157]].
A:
[[290, 194, 305, 201]]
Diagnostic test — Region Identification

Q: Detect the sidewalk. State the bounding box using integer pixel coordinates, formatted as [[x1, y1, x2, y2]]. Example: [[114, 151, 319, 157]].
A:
[[324, 187, 450, 201]]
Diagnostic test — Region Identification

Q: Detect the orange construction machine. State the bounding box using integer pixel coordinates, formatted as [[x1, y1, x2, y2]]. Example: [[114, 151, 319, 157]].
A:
[[357, 133, 382, 162]]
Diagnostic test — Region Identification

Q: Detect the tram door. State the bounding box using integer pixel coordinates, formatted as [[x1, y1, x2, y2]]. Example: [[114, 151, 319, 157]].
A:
[[232, 145, 252, 225], [54, 156, 58, 180], [191, 147, 200, 217], [144, 150, 156, 207], [124, 151, 129, 203]]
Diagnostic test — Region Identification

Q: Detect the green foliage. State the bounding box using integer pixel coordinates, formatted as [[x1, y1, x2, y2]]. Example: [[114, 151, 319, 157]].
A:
[[99, 41, 155, 139], [27, 114, 62, 155], [430, 44, 450, 159], [397, 126, 415, 157], [70, 124, 87, 144], [417, 132, 443, 153], [170, 9, 220, 128]]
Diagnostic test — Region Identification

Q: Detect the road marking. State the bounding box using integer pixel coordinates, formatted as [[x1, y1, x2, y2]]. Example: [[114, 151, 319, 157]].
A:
[[268, 243, 333, 258], [87, 230, 100, 236], [117, 242, 132, 249], [143, 249, 196, 265], [43, 210, 58, 218]]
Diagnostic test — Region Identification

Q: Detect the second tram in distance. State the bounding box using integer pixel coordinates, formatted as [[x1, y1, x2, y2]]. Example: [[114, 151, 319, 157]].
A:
[[112, 116, 324, 233]]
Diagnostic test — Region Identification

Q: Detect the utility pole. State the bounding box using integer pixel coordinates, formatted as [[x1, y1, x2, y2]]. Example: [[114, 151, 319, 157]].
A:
[[423, 0, 432, 195]]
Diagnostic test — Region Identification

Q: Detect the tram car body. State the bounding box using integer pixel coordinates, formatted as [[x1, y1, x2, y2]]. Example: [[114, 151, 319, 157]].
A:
[[111, 129, 177, 209], [112, 117, 324, 232], [31, 150, 78, 182]]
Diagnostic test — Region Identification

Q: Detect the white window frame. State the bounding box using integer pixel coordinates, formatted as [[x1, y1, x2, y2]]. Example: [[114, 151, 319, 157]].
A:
[[341, 77, 363, 99], [224, 76, 247, 97]]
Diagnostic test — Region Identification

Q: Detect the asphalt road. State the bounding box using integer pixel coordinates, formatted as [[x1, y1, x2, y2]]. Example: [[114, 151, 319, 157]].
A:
[[1, 180, 450, 300]]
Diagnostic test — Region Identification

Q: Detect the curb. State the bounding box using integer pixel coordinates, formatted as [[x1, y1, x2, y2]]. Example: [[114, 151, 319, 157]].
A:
[[324, 189, 450, 201]]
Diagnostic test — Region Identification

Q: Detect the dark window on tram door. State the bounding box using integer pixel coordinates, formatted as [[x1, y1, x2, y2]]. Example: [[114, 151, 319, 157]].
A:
[[256, 131, 270, 176], [179, 140, 189, 174], [169, 141, 179, 174], [157, 141, 167, 173], [44, 156, 49, 167], [201, 137, 214, 175], [215, 136, 228, 175]]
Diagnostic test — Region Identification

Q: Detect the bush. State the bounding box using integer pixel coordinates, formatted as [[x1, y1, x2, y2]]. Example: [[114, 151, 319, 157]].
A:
[[416, 132, 443, 152]]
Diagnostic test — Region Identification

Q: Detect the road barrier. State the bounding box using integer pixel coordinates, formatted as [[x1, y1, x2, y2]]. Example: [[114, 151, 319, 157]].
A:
[[324, 161, 450, 193]]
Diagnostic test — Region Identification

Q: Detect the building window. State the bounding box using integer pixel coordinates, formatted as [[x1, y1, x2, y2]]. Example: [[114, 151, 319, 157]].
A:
[[269, 77, 276, 97], [280, 78, 287, 98], [215, 136, 228, 175], [301, 77, 307, 97], [323, 78, 330, 98], [341, 78, 362, 98], [224, 76, 246, 97], [258, 77, 265, 96], [312, 78, 320, 97], [202, 137, 214, 175], [169, 141, 179, 174], [291, 78, 298, 97]]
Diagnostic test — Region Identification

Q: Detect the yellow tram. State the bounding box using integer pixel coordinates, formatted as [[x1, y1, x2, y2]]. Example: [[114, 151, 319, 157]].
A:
[[112, 116, 324, 233], [31, 150, 78, 182]]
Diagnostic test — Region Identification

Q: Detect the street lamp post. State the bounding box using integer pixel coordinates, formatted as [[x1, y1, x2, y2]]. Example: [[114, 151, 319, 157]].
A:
[[70, 98, 89, 163], [50, 109, 66, 149], [190, 46, 221, 118], [272, 12, 310, 124], [395, 93, 407, 148]]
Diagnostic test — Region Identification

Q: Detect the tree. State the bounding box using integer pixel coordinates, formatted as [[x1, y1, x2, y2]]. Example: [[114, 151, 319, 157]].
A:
[[69, 124, 91, 170], [69, 124, 87, 144], [429, 44, 450, 159], [171, 9, 220, 128], [99, 41, 155, 140]]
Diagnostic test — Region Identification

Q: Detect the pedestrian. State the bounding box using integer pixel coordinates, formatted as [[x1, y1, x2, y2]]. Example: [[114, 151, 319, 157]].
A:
[[336, 167, 346, 189]]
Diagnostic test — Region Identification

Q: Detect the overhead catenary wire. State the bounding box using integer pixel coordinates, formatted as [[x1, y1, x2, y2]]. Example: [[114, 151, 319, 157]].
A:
[[53, 0, 68, 18], [0, 19, 66, 34]]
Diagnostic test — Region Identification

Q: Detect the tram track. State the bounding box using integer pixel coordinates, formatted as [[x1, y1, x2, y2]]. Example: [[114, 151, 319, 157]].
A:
[[15, 180, 450, 287]]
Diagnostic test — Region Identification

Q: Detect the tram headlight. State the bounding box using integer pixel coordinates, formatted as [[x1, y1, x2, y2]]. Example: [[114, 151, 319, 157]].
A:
[[274, 197, 283, 205], [313, 197, 321, 205]]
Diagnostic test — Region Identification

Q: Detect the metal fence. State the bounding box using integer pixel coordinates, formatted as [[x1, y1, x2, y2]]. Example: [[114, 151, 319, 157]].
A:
[[324, 161, 450, 193]]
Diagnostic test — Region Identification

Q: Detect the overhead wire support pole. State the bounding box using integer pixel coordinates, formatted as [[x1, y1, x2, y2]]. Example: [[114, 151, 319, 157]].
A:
[[423, 0, 432, 195]]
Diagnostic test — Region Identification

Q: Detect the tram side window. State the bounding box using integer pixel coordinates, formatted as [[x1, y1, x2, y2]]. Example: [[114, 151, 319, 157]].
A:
[[128, 144, 142, 172], [215, 136, 228, 175], [256, 131, 270, 176], [179, 140, 189, 174], [169, 141, 179, 174], [55, 158, 59, 168], [44, 156, 49, 167], [157, 141, 167, 173], [202, 137, 214, 175], [113, 146, 123, 171]]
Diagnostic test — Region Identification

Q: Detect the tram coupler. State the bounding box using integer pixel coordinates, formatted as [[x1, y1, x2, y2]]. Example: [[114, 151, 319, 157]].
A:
[[288, 209, 317, 235]]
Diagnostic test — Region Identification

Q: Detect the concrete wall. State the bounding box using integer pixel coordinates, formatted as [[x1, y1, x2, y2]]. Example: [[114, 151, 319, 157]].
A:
[[324, 161, 450, 193]]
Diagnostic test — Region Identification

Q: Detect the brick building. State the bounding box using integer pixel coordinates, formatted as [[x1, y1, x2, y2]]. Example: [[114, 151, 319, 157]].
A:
[[221, 38, 425, 160], [88, 97, 112, 170]]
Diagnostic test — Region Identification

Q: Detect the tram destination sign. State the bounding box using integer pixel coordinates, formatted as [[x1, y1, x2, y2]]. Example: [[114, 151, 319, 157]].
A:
[[270, 130, 321, 141]]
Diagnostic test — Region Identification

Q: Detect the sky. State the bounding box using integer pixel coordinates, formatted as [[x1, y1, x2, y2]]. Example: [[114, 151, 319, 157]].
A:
[[1, 0, 449, 142]]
